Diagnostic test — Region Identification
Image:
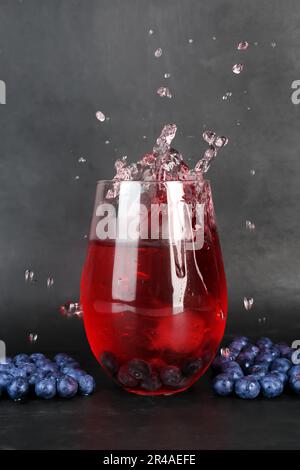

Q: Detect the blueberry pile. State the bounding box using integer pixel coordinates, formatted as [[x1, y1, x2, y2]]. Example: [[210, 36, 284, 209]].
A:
[[101, 351, 204, 392], [0, 353, 96, 401], [212, 336, 300, 399]]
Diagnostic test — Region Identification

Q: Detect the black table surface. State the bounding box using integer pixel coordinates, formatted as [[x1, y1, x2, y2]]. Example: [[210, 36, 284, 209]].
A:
[[0, 356, 299, 450]]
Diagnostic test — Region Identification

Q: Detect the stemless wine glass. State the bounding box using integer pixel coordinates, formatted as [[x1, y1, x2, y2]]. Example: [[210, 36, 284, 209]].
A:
[[81, 179, 227, 395]]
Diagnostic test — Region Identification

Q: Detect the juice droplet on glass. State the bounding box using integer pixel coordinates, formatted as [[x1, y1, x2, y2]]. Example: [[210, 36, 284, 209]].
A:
[[154, 48, 162, 58], [220, 347, 231, 358], [188, 38, 194, 44], [78, 157, 87, 163], [164, 73, 171, 79], [250, 169, 256, 176], [148, 29, 154, 35]]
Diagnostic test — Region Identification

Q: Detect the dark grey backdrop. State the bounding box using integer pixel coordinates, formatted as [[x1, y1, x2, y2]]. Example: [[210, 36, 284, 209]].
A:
[[0, 0, 300, 355]]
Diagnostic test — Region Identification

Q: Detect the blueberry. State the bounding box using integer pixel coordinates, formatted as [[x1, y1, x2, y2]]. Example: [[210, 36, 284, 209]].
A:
[[256, 337, 273, 349], [35, 378, 57, 399], [11, 367, 27, 379], [20, 363, 37, 376], [38, 362, 58, 374], [14, 354, 30, 366], [0, 364, 10, 372], [272, 370, 288, 385], [78, 375, 96, 396], [127, 359, 151, 381], [265, 346, 280, 360], [182, 357, 203, 377], [236, 353, 253, 372], [64, 368, 87, 381], [227, 340, 242, 352], [30, 353, 46, 363], [57, 376, 78, 398], [211, 355, 230, 372], [235, 376, 261, 399], [36, 359, 52, 368], [100, 351, 119, 375], [288, 365, 300, 377], [221, 363, 244, 380], [53, 353, 71, 365], [0, 372, 13, 392], [7, 378, 29, 400], [140, 372, 162, 392], [117, 364, 138, 388], [248, 363, 269, 379], [255, 351, 274, 364], [289, 374, 300, 394], [232, 336, 249, 349], [212, 374, 234, 396], [47, 370, 63, 381], [260, 373, 284, 398], [274, 343, 292, 358], [242, 344, 260, 359], [160, 366, 183, 388], [28, 373, 40, 386], [270, 358, 291, 373], [60, 361, 80, 370]]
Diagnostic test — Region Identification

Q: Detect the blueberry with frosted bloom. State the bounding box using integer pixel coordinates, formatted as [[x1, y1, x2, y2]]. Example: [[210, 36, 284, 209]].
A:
[[235, 376, 260, 399], [7, 378, 29, 401], [260, 374, 284, 398]]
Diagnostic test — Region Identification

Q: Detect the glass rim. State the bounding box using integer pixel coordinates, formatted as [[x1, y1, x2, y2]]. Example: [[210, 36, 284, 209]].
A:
[[96, 178, 210, 185]]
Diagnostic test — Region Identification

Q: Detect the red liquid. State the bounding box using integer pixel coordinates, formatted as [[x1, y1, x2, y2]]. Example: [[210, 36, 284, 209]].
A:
[[81, 234, 227, 395]]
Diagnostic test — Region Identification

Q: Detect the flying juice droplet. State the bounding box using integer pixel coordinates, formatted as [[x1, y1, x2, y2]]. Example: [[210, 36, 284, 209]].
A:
[[47, 277, 54, 288], [202, 130, 216, 145], [244, 297, 254, 311], [237, 41, 249, 50], [246, 220, 256, 231], [232, 63, 244, 74], [28, 333, 38, 343], [157, 87, 172, 98], [215, 136, 229, 148], [95, 111, 106, 122], [25, 269, 34, 283]]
